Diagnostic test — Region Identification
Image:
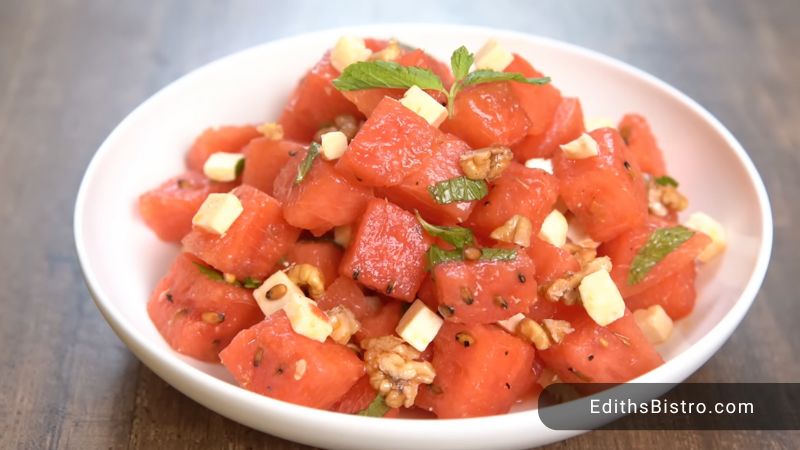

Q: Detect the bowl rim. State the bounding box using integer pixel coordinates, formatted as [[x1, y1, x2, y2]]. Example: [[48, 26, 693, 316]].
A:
[[73, 22, 773, 437]]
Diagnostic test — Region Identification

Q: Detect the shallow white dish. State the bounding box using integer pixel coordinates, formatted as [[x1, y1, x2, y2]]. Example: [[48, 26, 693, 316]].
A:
[[74, 24, 772, 450]]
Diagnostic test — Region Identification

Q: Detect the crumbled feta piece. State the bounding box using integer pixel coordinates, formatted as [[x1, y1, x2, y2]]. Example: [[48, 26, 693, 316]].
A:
[[684, 212, 727, 263], [395, 300, 444, 352], [496, 312, 526, 334], [524, 157, 553, 174], [584, 116, 615, 131], [252, 271, 307, 317], [330, 36, 372, 73], [191, 193, 243, 235], [399, 85, 448, 127], [284, 296, 333, 343], [633, 305, 674, 344], [320, 130, 348, 160], [578, 269, 625, 326], [474, 38, 514, 72], [203, 152, 245, 182], [538, 209, 568, 248], [560, 133, 600, 159]]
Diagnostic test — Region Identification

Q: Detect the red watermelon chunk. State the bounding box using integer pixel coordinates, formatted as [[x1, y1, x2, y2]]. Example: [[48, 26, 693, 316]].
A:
[[286, 241, 344, 289], [538, 307, 664, 385], [182, 185, 300, 280], [526, 236, 580, 285], [278, 51, 364, 142], [513, 97, 585, 160], [505, 54, 562, 138], [626, 262, 697, 320], [273, 148, 373, 236], [600, 216, 710, 298], [416, 322, 537, 418], [339, 199, 432, 301], [433, 251, 537, 324], [186, 125, 260, 172], [442, 82, 531, 148], [468, 162, 559, 238], [553, 128, 648, 242], [355, 299, 404, 344], [618, 114, 667, 177], [147, 253, 263, 362], [381, 132, 476, 224], [219, 312, 364, 409], [241, 137, 305, 196], [336, 97, 440, 187], [138, 171, 236, 242]]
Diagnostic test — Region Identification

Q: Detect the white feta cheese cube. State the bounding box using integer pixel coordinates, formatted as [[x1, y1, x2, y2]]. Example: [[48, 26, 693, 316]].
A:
[[684, 212, 727, 263], [203, 152, 245, 182], [578, 269, 625, 326], [252, 271, 307, 317], [284, 296, 333, 343], [191, 193, 243, 235], [584, 116, 615, 131], [474, 38, 514, 72], [320, 130, 348, 160], [524, 157, 553, 174], [399, 85, 448, 128], [633, 305, 674, 344], [395, 300, 443, 352], [330, 36, 372, 73], [496, 312, 526, 334], [538, 209, 568, 248], [560, 133, 599, 159]]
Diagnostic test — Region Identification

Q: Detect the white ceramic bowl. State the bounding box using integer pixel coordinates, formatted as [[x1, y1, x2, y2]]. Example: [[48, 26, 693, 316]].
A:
[[74, 24, 772, 450]]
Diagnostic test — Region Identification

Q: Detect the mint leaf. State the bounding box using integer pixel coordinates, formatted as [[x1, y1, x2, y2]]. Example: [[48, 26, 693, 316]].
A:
[[193, 262, 224, 282], [332, 61, 445, 92], [416, 212, 474, 248], [462, 70, 550, 87], [480, 248, 517, 261], [356, 394, 391, 417], [295, 143, 320, 184], [241, 277, 262, 289], [235, 158, 245, 177], [450, 46, 474, 81], [654, 175, 679, 187], [428, 176, 488, 204], [628, 226, 695, 285], [426, 245, 464, 268]]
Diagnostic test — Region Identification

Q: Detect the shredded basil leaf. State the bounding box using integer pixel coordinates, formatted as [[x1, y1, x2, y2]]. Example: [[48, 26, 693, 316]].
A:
[[654, 175, 679, 187], [356, 394, 391, 417], [416, 212, 474, 248], [628, 226, 695, 285], [294, 143, 320, 184], [450, 46, 474, 81], [332, 61, 445, 92], [193, 262, 225, 282], [427, 176, 488, 204], [462, 70, 550, 87], [480, 248, 517, 261]]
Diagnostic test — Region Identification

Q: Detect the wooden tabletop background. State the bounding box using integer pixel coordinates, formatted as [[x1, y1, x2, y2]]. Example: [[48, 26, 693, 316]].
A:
[[1, 0, 798, 448]]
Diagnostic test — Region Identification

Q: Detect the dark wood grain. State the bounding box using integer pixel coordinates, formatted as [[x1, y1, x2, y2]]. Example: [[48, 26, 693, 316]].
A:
[[0, 0, 797, 448]]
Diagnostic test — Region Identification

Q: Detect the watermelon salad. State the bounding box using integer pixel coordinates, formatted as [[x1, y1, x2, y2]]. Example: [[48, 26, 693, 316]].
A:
[[138, 36, 728, 418]]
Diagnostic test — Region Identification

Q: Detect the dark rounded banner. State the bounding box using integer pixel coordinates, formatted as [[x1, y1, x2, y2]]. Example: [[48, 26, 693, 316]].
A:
[[538, 383, 800, 430]]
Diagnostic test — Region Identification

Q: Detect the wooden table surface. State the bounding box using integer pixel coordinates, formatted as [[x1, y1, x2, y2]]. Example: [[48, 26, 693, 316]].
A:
[[1, 0, 798, 448]]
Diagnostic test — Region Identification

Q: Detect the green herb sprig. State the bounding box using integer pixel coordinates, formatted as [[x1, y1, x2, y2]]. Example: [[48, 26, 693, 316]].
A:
[[628, 226, 695, 285]]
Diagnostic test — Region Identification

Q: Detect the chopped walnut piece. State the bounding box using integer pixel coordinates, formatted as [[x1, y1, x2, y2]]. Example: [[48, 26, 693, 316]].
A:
[[518, 318, 551, 350], [648, 178, 688, 216], [361, 336, 436, 408], [459, 146, 513, 181], [543, 256, 613, 304], [286, 264, 325, 299], [327, 305, 361, 345], [564, 243, 597, 267], [256, 122, 284, 140], [542, 319, 575, 344], [490, 214, 533, 247], [313, 114, 362, 143]]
